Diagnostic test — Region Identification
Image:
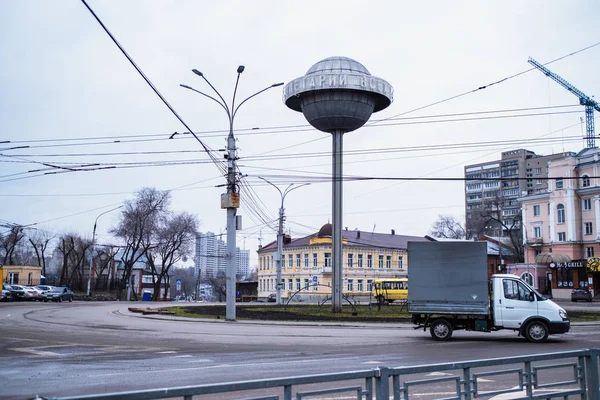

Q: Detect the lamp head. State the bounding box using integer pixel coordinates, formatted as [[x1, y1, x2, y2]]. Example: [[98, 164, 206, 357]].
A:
[[272, 82, 284, 87], [192, 69, 203, 77], [237, 65, 245, 74]]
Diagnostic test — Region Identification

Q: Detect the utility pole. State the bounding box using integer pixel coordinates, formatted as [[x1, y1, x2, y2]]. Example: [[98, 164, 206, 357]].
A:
[[258, 177, 308, 305], [181, 68, 282, 320]]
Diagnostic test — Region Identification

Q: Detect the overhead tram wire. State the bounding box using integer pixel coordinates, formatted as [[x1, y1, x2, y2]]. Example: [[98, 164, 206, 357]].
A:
[[79, 0, 226, 177], [1, 104, 582, 150], [1, 133, 591, 184], [366, 41, 600, 128]]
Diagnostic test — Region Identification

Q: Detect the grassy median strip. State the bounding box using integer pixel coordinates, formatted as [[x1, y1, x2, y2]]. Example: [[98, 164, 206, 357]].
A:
[[167, 304, 600, 323]]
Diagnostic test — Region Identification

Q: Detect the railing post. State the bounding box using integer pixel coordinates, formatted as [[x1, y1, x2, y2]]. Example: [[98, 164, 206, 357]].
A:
[[462, 367, 472, 400], [524, 361, 533, 398], [586, 349, 600, 400], [375, 367, 390, 400], [283, 384, 292, 400]]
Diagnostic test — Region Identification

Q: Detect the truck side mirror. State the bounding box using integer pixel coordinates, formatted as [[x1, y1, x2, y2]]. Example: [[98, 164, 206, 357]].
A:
[[529, 292, 535, 302]]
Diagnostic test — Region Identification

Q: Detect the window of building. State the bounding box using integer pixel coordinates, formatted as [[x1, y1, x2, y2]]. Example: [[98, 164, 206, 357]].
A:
[[587, 247, 595, 258], [558, 232, 566, 242], [296, 254, 301, 267], [536, 179, 543, 185], [367, 279, 373, 291], [288, 254, 293, 268], [346, 279, 353, 292], [582, 175, 590, 188], [398, 256, 404, 270], [521, 272, 534, 286], [358, 254, 363, 268], [584, 198, 592, 211], [534, 249, 542, 257], [556, 179, 563, 189], [295, 279, 301, 291], [386, 255, 392, 269], [357, 279, 363, 292], [557, 204, 565, 224], [585, 222, 593, 235], [288, 279, 293, 291], [533, 205, 540, 216], [313, 253, 318, 267], [533, 226, 541, 238], [535, 168, 542, 175], [142, 275, 154, 284], [27, 272, 33, 285], [378, 255, 384, 268], [304, 279, 309, 289], [367, 255, 373, 268], [324, 253, 331, 267], [347, 253, 353, 268], [303, 254, 308, 268]]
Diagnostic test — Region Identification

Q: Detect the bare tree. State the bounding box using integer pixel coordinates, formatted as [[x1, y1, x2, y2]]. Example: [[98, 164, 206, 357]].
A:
[[206, 272, 227, 302], [111, 188, 171, 300], [0, 225, 25, 265], [28, 230, 55, 275], [429, 215, 466, 239], [56, 233, 92, 289], [146, 211, 199, 300], [92, 245, 120, 291]]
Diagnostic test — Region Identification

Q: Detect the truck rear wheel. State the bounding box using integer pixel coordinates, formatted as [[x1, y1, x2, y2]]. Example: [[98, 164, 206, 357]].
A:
[[430, 319, 453, 341], [524, 320, 549, 343]]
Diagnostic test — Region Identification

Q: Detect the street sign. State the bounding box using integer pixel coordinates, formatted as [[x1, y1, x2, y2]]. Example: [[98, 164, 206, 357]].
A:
[[312, 275, 318, 282], [176, 278, 182, 291]]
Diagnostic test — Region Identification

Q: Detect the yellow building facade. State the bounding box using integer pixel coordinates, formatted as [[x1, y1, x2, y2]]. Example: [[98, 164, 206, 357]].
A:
[[257, 223, 430, 299]]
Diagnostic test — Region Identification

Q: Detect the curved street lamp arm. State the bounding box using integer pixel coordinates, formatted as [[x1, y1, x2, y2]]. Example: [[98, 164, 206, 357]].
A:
[[93, 205, 124, 237], [258, 176, 284, 199], [180, 84, 230, 120], [282, 183, 310, 204], [195, 72, 232, 118], [232, 83, 284, 121]]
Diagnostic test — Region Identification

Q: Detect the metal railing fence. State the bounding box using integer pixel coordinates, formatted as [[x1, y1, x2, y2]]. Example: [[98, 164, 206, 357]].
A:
[[50, 348, 600, 400]]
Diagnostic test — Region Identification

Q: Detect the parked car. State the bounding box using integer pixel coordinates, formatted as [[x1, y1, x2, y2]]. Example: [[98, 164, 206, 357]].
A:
[[36, 285, 55, 300], [45, 287, 74, 302], [26, 286, 45, 301], [9, 284, 36, 301], [571, 287, 593, 302], [1, 284, 12, 302], [267, 293, 276, 302]]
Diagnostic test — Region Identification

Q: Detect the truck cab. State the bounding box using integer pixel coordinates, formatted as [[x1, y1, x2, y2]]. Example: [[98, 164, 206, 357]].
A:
[[491, 274, 570, 342]]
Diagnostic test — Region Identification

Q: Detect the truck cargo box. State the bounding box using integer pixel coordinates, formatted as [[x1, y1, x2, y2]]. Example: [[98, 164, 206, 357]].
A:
[[407, 241, 490, 315]]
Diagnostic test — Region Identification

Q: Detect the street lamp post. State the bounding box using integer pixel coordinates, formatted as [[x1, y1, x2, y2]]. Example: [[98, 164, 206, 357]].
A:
[[258, 177, 308, 305], [87, 205, 123, 297], [181, 68, 282, 321]]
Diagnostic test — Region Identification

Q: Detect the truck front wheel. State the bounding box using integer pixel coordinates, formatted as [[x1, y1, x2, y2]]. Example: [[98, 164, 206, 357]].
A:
[[524, 320, 549, 343], [430, 319, 453, 341]]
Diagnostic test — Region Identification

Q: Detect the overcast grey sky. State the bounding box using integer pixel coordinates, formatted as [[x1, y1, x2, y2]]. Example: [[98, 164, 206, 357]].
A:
[[1, 1, 599, 268]]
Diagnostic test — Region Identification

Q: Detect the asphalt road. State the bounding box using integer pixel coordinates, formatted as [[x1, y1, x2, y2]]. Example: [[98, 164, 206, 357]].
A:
[[1, 300, 599, 399]]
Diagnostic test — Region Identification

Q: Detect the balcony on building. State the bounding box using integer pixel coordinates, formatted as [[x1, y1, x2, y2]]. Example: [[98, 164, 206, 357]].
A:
[[526, 238, 544, 246]]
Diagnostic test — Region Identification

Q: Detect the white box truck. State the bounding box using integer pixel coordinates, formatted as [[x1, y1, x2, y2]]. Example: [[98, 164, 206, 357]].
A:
[[408, 241, 570, 343]]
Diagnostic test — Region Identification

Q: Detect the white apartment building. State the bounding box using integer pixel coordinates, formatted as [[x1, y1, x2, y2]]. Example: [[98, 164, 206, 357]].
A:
[[194, 232, 250, 279]]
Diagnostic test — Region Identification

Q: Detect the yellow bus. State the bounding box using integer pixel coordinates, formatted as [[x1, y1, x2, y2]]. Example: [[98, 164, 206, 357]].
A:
[[372, 278, 408, 303]]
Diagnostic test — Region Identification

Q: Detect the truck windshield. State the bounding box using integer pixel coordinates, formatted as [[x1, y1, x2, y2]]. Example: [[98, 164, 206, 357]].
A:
[[520, 279, 548, 301]]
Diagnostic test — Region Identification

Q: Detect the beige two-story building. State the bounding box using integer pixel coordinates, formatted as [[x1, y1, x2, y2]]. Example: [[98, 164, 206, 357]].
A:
[[257, 223, 430, 300]]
